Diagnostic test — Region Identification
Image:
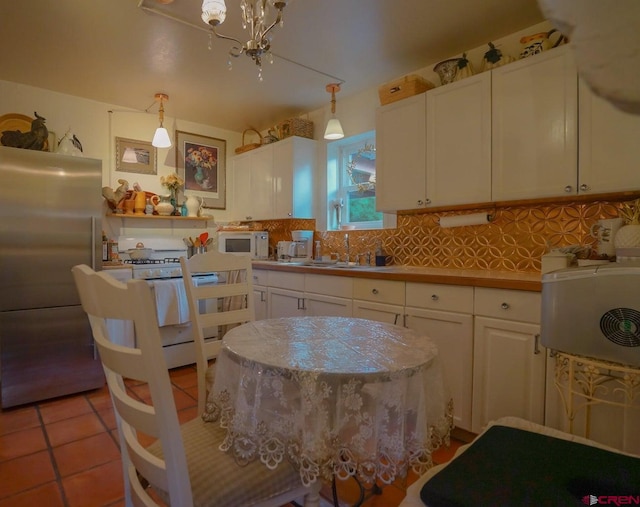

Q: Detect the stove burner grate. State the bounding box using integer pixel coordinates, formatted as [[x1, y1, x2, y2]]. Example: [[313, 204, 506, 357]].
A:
[[124, 258, 182, 265]]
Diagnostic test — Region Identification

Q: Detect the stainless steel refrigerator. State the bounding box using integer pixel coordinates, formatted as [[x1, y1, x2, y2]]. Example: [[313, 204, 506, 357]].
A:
[[0, 146, 104, 408]]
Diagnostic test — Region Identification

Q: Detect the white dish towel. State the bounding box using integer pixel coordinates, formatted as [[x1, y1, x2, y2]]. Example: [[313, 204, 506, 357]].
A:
[[151, 278, 190, 327]]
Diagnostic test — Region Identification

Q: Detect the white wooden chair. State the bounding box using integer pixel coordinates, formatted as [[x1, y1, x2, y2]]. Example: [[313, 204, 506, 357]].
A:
[[180, 250, 255, 415], [72, 264, 314, 507]]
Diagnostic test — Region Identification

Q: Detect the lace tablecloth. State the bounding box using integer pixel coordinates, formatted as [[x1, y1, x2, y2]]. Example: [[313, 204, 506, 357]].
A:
[[204, 316, 453, 487]]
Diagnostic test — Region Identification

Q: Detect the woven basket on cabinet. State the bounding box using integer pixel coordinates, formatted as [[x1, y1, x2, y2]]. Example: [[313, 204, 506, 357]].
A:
[[235, 128, 263, 154]]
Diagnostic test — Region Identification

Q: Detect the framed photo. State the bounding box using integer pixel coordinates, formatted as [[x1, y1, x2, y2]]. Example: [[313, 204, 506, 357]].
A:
[[175, 130, 226, 209], [115, 137, 157, 175]]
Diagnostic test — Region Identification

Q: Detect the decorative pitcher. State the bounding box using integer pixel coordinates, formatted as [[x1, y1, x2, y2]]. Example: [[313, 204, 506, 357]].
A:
[[185, 194, 204, 218], [519, 29, 565, 59], [133, 191, 147, 215], [151, 194, 174, 216]]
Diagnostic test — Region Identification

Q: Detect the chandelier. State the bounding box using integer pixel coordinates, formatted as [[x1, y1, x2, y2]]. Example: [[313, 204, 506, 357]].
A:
[[201, 0, 288, 80]]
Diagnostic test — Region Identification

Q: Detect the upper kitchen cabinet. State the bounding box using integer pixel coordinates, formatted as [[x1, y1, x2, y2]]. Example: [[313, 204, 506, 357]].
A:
[[376, 93, 427, 212], [376, 72, 492, 212], [426, 71, 492, 207], [232, 146, 274, 221], [492, 46, 578, 201], [272, 136, 316, 219], [231, 136, 317, 221], [578, 78, 640, 194]]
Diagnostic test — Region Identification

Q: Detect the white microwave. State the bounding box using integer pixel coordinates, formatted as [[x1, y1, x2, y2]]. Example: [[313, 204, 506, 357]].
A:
[[218, 231, 269, 259]]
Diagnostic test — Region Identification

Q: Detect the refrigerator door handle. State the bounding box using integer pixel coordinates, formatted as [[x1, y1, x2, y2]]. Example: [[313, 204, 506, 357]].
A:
[[91, 216, 96, 270]]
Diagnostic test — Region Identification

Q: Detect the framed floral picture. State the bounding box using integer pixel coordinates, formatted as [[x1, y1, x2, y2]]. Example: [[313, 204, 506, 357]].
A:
[[175, 130, 226, 209], [115, 137, 157, 175]]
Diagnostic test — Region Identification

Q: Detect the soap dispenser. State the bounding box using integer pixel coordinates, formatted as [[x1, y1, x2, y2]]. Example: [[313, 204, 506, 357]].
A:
[[315, 240, 322, 261]]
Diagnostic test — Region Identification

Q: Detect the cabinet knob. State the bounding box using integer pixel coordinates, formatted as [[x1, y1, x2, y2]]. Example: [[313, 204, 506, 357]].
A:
[[288, 212, 293, 217], [372, 288, 379, 295], [417, 199, 424, 206], [431, 294, 439, 301], [425, 198, 432, 205], [579, 183, 590, 192], [563, 186, 573, 193], [246, 216, 253, 220], [500, 302, 510, 310]]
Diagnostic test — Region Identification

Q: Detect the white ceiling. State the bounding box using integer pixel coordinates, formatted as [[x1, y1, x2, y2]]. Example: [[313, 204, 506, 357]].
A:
[[0, 0, 544, 133]]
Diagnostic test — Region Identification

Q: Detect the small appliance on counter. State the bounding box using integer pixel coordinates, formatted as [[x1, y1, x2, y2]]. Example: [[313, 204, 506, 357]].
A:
[[541, 263, 640, 366], [218, 230, 269, 259], [289, 230, 314, 261]]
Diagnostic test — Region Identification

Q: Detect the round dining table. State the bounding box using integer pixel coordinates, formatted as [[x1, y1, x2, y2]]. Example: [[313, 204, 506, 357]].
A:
[[204, 316, 453, 491]]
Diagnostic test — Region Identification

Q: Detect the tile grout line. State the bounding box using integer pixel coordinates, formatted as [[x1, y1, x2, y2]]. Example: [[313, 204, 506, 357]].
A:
[[34, 403, 71, 507]]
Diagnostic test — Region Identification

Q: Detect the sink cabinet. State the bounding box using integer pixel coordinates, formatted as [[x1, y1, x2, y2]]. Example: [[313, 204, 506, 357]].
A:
[[267, 271, 352, 318], [252, 269, 269, 321]]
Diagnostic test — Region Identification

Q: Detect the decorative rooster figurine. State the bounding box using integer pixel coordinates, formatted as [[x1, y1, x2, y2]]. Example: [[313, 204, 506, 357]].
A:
[[1, 112, 49, 151]]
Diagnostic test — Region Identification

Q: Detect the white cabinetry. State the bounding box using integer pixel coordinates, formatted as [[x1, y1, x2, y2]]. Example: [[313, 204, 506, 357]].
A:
[[492, 46, 577, 200], [272, 137, 317, 219], [252, 269, 268, 321], [578, 79, 640, 194], [267, 271, 306, 318], [375, 94, 426, 212], [267, 271, 352, 318], [352, 279, 405, 325], [231, 136, 317, 221], [232, 147, 273, 221], [426, 72, 492, 207], [304, 274, 353, 317], [472, 288, 544, 433], [404, 283, 474, 431]]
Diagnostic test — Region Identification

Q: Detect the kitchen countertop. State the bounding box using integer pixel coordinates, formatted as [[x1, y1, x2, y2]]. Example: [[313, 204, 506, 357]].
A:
[[252, 261, 542, 292]]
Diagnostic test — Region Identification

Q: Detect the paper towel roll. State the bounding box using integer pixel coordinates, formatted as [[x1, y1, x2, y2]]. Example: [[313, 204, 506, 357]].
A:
[[439, 213, 491, 228]]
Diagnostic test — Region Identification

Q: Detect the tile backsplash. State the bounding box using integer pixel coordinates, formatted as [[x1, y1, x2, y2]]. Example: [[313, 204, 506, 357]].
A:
[[258, 198, 626, 273]]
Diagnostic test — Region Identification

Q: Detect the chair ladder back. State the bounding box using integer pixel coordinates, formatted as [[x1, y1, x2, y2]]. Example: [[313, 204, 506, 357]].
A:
[[180, 251, 256, 415], [72, 265, 194, 507]]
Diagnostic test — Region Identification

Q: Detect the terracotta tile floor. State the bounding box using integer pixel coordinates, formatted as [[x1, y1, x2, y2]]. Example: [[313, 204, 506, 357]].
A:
[[0, 365, 464, 507]]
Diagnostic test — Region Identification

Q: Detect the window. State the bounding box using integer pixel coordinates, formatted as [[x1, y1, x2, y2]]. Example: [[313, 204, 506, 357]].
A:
[[327, 131, 382, 230]]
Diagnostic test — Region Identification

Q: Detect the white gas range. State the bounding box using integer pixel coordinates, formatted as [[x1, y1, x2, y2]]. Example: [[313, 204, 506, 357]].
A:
[[110, 236, 218, 369]]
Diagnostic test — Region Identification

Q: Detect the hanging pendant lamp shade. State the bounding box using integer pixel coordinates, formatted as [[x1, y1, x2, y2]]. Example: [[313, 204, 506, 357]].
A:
[[152, 93, 172, 148], [324, 83, 344, 140]]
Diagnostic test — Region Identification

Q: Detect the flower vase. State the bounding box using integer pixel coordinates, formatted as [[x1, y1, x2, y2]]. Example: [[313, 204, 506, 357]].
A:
[[170, 189, 178, 215]]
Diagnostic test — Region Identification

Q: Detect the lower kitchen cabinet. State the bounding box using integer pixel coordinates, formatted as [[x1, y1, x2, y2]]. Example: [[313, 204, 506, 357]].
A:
[[405, 282, 474, 432], [267, 271, 352, 318], [257, 268, 549, 435], [352, 278, 405, 324], [472, 288, 544, 433], [252, 270, 268, 320]]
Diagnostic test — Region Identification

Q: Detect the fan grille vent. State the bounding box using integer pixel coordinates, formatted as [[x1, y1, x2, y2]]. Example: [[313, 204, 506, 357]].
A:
[[600, 308, 640, 348]]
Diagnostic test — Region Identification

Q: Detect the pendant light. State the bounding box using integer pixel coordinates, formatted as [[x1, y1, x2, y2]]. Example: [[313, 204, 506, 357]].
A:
[[324, 83, 344, 140], [152, 93, 172, 148]]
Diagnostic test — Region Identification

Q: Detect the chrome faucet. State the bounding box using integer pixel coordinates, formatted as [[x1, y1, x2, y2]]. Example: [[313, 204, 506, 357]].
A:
[[344, 233, 349, 263]]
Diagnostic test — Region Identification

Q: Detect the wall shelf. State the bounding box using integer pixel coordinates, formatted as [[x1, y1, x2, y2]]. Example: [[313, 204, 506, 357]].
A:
[[105, 213, 213, 222]]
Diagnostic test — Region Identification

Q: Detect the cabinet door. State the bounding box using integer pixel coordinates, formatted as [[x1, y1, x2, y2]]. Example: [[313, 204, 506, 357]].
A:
[[267, 287, 304, 318], [232, 153, 253, 220], [426, 72, 492, 206], [253, 285, 268, 321], [405, 307, 473, 431], [492, 46, 577, 200], [305, 293, 352, 317], [352, 300, 404, 325], [272, 137, 316, 219], [472, 316, 545, 433], [375, 94, 426, 211], [578, 79, 640, 194], [250, 147, 275, 219]]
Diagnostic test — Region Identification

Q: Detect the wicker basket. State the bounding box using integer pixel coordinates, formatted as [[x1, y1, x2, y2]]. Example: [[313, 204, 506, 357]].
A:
[[378, 74, 435, 106], [235, 128, 263, 154], [277, 117, 314, 140]]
